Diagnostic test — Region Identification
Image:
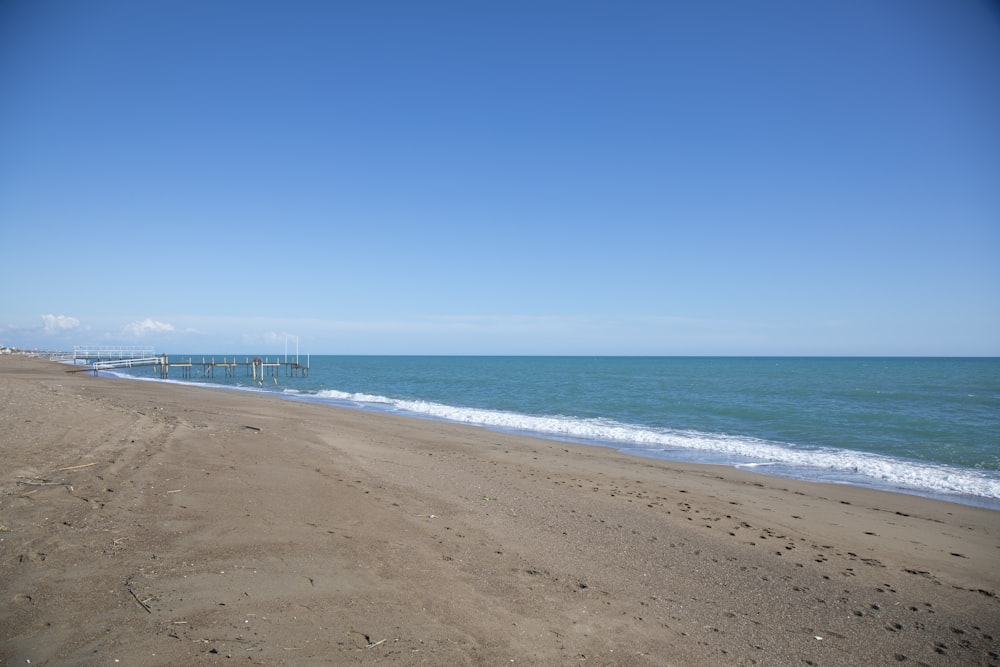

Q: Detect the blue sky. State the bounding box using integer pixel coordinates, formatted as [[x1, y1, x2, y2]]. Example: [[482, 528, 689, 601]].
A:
[[2, 1, 998, 355]]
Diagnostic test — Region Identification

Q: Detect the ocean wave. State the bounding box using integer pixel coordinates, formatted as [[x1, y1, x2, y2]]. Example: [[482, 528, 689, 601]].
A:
[[312, 389, 1000, 501]]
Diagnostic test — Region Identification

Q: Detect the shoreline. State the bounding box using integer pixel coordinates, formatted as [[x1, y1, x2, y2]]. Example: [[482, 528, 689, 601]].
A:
[[2, 355, 999, 665], [103, 363, 1000, 512]]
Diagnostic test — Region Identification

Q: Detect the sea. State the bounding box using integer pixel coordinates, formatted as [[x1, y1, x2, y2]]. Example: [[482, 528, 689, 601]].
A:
[[106, 356, 1000, 510]]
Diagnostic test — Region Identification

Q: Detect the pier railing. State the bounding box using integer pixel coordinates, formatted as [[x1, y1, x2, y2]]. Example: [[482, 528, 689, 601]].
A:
[[73, 345, 155, 363], [91, 357, 164, 371], [70, 354, 309, 381]]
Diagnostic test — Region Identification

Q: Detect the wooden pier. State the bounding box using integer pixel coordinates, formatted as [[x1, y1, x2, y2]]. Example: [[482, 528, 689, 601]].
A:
[[156, 355, 310, 380], [68, 353, 310, 382]]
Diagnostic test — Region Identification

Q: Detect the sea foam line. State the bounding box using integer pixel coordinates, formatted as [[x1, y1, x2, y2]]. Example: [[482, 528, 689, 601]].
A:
[[313, 388, 1000, 501]]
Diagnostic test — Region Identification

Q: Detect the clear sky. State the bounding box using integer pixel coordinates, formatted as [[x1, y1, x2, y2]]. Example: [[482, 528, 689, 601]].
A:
[[1, 1, 998, 355]]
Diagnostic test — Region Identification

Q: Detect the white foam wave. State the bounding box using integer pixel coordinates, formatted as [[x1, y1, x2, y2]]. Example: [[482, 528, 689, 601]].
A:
[[312, 389, 1000, 501], [315, 388, 394, 404]]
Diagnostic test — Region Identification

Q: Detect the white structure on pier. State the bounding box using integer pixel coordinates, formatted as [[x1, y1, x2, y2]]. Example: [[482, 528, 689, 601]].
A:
[[73, 345, 155, 362]]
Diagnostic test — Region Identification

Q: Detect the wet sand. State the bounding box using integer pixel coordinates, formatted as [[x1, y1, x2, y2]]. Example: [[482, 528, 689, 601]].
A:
[[1, 354, 998, 665]]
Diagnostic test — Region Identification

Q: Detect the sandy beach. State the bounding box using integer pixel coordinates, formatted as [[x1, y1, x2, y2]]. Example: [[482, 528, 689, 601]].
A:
[[1, 355, 998, 666]]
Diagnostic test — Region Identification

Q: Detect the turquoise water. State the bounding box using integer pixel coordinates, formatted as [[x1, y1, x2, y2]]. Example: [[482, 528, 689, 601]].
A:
[[111, 356, 1000, 508]]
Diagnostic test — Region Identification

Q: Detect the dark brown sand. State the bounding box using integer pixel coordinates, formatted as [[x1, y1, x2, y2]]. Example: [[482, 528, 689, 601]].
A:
[[1, 355, 998, 666]]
